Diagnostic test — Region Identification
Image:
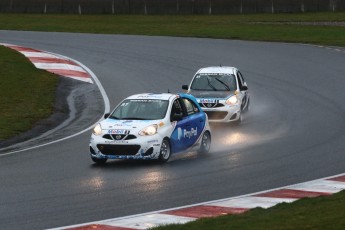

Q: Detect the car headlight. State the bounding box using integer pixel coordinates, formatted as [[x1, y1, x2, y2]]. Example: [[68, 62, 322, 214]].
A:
[[226, 95, 238, 105], [93, 124, 102, 136], [139, 124, 158, 136]]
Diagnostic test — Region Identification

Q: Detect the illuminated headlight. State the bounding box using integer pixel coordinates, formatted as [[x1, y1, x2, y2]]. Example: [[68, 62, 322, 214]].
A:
[[226, 95, 238, 105], [93, 124, 102, 136], [139, 124, 158, 136]]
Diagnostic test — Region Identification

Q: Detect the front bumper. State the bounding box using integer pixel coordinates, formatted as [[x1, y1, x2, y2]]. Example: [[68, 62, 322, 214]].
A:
[[202, 105, 241, 123], [89, 134, 162, 160]]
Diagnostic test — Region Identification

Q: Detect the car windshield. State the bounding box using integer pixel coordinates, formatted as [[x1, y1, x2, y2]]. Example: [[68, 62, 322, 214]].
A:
[[109, 99, 169, 120], [190, 74, 237, 91]]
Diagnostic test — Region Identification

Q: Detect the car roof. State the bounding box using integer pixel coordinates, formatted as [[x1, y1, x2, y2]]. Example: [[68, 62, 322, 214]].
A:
[[197, 66, 237, 75], [126, 93, 176, 101]]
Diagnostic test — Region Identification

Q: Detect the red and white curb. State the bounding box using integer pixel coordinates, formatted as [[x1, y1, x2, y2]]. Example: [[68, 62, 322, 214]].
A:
[[51, 173, 345, 230], [0, 43, 93, 83]]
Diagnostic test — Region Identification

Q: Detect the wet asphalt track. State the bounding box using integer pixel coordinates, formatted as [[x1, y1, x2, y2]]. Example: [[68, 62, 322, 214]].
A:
[[0, 31, 345, 229]]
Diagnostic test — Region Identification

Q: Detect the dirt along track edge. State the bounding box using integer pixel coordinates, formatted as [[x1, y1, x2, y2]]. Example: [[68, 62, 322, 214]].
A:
[[0, 44, 110, 157]]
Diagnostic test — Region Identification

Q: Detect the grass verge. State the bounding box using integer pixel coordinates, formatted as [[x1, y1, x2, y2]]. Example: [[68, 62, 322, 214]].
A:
[[0, 12, 345, 46], [152, 190, 345, 230], [0, 46, 58, 141]]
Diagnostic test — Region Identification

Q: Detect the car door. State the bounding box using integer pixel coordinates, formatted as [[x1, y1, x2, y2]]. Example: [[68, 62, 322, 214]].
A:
[[170, 97, 205, 153]]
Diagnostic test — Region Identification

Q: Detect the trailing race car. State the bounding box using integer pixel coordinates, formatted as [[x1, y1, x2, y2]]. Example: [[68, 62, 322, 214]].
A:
[[182, 66, 249, 124], [89, 93, 211, 164]]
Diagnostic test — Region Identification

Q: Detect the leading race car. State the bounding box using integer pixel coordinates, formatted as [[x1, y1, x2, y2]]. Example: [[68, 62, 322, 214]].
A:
[[89, 93, 211, 164], [182, 66, 250, 124]]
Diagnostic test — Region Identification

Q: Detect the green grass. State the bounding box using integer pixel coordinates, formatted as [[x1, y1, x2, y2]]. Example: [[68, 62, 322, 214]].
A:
[[152, 191, 345, 230], [0, 12, 345, 46], [0, 46, 58, 140]]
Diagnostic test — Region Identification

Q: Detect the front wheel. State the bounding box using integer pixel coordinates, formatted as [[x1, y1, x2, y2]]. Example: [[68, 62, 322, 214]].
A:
[[159, 138, 171, 163], [198, 131, 211, 154]]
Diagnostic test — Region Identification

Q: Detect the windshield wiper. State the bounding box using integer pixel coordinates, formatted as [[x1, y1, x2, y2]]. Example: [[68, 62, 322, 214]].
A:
[[215, 77, 231, 91], [207, 76, 217, 91]]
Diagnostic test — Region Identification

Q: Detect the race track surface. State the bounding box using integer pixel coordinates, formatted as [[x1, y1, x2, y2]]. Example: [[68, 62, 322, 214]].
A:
[[0, 31, 344, 229]]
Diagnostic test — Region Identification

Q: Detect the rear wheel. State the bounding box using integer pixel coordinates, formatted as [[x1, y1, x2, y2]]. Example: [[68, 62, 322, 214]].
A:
[[91, 156, 107, 164], [198, 131, 211, 154], [159, 138, 171, 163]]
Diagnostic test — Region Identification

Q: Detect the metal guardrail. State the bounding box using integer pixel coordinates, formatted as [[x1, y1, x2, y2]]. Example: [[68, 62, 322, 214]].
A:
[[0, 0, 344, 14]]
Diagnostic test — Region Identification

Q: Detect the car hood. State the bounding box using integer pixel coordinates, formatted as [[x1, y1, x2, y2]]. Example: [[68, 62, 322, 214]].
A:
[[100, 119, 163, 131], [189, 90, 235, 99]]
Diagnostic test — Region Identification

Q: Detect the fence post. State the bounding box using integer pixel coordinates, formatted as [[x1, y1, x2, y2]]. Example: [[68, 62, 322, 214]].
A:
[[192, 0, 195, 14], [78, 4, 82, 15], [144, 0, 147, 14], [301, 0, 304, 12], [330, 0, 335, 12], [209, 0, 212, 14], [176, 0, 179, 13], [44, 3, 47, 14], [240, 0, 243, 13], [112, 0, 115, 14], [271, 0, 274, 13]]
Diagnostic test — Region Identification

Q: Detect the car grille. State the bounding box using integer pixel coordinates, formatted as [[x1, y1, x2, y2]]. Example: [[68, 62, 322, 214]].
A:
[[205, 111, 228, 120], [199, 103, 224, 108], [97, 144, 140, 155], [103, 134, 137, 140]]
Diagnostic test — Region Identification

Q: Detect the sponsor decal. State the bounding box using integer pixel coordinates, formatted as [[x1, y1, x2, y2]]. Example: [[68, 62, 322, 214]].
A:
[[177, 127, 198, 140], [200, 99, 216, 104], [104, 140, 129, 144], [108, 129, 129, 135], [147, 140, 159, 143]]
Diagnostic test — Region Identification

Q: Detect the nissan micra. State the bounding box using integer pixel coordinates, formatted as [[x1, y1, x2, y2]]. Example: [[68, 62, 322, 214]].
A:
[[183, 66, 249, 124], [89, 93, 211, 164]]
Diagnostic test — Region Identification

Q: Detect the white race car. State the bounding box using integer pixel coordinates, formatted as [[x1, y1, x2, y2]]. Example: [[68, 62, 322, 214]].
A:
[[89, 93, 211, 164], [182, 66, 250, 124]]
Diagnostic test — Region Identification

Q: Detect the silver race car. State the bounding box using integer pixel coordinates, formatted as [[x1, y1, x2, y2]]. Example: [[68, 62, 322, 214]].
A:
[[183, 66, 249, 124]]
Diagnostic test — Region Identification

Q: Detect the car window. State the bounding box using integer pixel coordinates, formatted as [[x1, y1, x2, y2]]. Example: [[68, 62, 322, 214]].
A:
[[110, 99, 168, 120], [237, 71, 245, 88], [182, 98, 199, 115], [170, 99, 184, 121], [190, 74, 237, 91]]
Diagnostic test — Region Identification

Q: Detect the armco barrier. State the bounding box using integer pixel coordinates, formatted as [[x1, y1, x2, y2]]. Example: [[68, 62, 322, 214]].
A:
[[0, 0, 344, 14]]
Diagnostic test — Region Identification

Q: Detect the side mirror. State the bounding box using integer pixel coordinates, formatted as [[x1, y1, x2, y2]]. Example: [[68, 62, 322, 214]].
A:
[[104, 113, 110, 119], [172, 113, 183, 121], [240, 85, 248, 91], [182, 85, 189, 90]]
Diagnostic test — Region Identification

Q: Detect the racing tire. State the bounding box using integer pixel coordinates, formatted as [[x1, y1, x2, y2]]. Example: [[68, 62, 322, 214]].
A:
[[198, 131, 211, 154], [91, 156, 107, 164], [233, 112, 242, 125], [159, 138, 171, 163], [243, 98, 250, 113]]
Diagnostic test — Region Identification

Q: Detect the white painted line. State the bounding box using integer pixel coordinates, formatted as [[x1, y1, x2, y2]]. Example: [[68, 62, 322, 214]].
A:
[[290, 180, 345, 194], [33, 62, 86, 72], [210, 196, 296, 209], [51, 172, 345, 230], [101, 214, 195, 229], [20, 51, 60, 58], [63, 75, 93, 83]]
